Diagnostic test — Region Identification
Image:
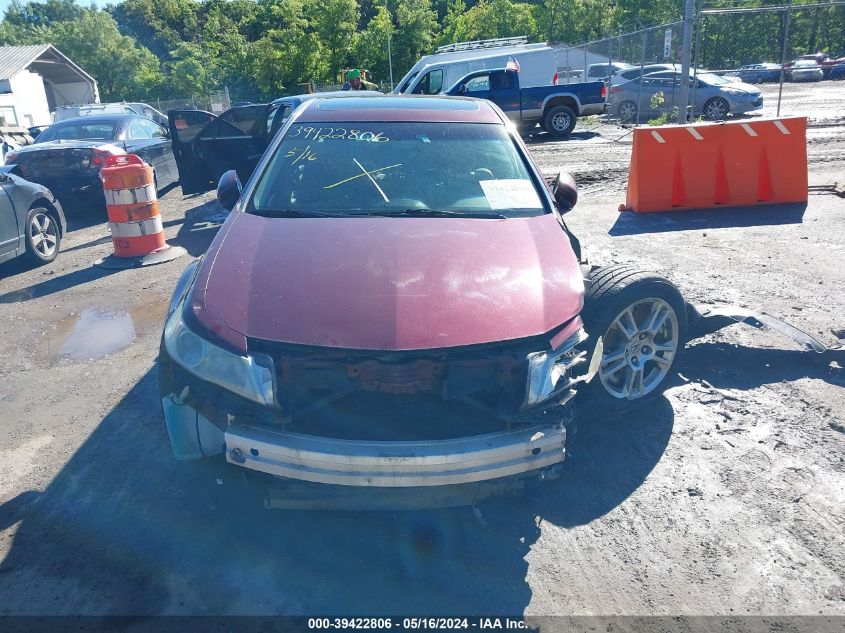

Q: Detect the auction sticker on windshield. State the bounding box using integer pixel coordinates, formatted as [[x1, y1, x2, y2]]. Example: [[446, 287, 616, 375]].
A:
[[479, 179, 542, 210]]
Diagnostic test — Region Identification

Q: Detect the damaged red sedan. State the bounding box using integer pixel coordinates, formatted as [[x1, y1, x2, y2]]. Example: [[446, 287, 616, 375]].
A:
[[158, 96, 687, 508]]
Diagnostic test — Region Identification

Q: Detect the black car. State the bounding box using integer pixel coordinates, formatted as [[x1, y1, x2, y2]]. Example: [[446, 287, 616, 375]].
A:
[[168, 90, 384, 194], [3, 114, 179, 210], [0, 168, 67, 266]]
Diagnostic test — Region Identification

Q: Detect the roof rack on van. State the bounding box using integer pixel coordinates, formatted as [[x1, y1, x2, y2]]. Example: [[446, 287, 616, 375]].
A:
[[435, 36, 529, 54]]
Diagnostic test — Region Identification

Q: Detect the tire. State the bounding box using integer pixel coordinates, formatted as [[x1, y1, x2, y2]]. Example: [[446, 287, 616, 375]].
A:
[[578, 265, 688, 412], [23, 205, 61, 265], [616, 100, 638, 124], [542, 105, 577, 138], [703, 96, 730, 121]]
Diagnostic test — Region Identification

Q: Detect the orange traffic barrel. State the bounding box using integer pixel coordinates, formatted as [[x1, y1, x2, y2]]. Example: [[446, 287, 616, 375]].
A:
[[95, 154, 185, 269]]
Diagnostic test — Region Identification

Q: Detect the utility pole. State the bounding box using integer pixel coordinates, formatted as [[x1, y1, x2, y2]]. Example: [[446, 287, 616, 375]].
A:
[[677, 0, 696, 124], [386, 1, 394, 91], [777, 0, 793, 117]]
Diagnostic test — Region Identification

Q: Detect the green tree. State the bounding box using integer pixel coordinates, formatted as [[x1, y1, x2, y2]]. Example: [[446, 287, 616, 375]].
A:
[[307, 0, 360, 81], [392, 0, 438, 77], [353, 4, 394, 84], [440, 0, 537, 44], [49, 10, 164, 100]]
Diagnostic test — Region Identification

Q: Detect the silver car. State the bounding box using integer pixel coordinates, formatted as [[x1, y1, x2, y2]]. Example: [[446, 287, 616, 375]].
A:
[[0, 168, 66, 266], [609, 71, 763, 122], [789, 60, 823, 82]]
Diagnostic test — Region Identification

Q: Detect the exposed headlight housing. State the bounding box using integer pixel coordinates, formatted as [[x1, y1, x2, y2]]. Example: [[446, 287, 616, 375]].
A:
[[524, 327, 589, 407], [163, 300, 275, 406]]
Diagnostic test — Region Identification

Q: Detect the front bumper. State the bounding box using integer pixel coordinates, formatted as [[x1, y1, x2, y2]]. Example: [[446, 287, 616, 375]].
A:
[[224, 423, 565, 487]]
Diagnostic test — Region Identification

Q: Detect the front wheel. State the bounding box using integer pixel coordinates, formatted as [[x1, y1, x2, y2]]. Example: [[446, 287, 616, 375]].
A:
[[543, 105, 577, 138], [703, 96, 730, 121], [579, 265, 688, 411]]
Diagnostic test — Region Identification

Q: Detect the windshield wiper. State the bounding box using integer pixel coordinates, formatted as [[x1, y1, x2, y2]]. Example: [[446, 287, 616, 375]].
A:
[[349, 209, 507, 219], [250, 208, 345, 218]]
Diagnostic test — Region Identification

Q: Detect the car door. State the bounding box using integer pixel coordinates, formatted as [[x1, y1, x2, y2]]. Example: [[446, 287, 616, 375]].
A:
[[0, 176, 20, 257], [192, 104, 273, 186], [124, 117, 169, 187], [139, 118, 178, 189], [456, 71, 521, 120], [168, 110, 218, 194]]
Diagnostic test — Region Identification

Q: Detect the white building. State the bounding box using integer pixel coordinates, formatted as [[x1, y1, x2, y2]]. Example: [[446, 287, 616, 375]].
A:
[[0, 44, 98, 128]]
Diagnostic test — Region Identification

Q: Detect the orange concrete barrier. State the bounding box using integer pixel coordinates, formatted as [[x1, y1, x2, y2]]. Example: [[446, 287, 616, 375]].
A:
[[621, 116, 808, 213], [95, 154, 185, 269]]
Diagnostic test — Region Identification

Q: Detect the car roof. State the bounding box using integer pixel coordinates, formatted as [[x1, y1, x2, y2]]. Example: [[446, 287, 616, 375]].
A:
[[295, 95, 503, 124], [49, 114, 136, 125]]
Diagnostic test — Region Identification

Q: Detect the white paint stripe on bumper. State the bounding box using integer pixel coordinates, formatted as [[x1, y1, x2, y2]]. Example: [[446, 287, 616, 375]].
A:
[[224, 424, 566, 487]]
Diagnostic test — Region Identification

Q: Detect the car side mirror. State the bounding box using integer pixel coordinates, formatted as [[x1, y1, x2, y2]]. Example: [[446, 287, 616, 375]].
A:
[[217, 170, 242, 211], [552, 171, 577, 213], [458, 84, 467, 94]]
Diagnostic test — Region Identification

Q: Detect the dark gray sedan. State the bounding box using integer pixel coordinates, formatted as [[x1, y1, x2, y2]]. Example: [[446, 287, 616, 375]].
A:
[[3, 114, 178, 211], [0, 168, 67, 266]]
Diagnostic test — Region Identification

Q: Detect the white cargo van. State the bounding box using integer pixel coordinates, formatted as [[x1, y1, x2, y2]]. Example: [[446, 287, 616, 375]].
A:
[[393, 37, 560, 95]]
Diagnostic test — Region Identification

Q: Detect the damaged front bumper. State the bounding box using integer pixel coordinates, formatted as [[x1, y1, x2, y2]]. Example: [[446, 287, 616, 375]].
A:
[[161, 393, 565, 488], [223, 423, 565, 487]]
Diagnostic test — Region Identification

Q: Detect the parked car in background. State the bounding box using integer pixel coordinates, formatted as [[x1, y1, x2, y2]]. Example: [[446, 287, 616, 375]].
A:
[[4, 114, 178, 210], [615, 64, 679, 84], [788, 59, 823, 82], [53, 102, 168, 127], [726, 63, 782, 83], [609, 71, 762, 122], [122, 103, 168, 127], [829, 60, 845, 80], [820, 55, 845, 78], [168, 90, 384, 194], [394, 37, 560, 95], [586, 61, 635, 86], [0, 167, 66, 266], [444, 68, 605, 137]]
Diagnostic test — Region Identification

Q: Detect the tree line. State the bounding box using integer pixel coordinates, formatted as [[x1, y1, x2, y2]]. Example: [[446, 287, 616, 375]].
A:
[[0, 0, 842, 103]]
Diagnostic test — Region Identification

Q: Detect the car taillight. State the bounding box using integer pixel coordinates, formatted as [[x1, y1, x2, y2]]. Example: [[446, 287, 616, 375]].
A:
[[552, 72, 559, 85], [601, 85, 608, 99], [91, 148, 114, 167]]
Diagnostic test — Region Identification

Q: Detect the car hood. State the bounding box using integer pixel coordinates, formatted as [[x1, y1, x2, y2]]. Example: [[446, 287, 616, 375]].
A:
[[201, 211, 584, 350], [725, 82, 761, 94]]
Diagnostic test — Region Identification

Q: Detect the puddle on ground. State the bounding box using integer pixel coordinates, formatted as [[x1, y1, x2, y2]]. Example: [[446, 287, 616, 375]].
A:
[[44, 299, 170, 363], [47, 309, 137, 361]]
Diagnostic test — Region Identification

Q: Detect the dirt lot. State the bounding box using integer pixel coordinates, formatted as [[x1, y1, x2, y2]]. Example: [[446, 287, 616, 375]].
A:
[[0, 82, 843, 619]]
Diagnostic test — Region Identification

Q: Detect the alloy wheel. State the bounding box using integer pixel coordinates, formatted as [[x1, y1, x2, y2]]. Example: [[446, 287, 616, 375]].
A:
[[598, 298, 680, 400], [704, 97, 729, 120], [551, 111, 571, 132], [29, 210, 58, 258]]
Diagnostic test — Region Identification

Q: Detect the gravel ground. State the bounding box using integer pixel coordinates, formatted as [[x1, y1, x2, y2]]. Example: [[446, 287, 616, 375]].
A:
[[0, 82, 842, 619]]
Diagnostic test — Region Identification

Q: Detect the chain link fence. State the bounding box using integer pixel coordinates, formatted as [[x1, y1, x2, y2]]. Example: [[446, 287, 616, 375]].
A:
[[553, 2, 845, 126], [153, 89, 231, 114]]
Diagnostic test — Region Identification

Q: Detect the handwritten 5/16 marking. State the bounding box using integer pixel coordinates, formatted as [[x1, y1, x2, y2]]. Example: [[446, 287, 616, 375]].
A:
[[286, 146, 317, 164]]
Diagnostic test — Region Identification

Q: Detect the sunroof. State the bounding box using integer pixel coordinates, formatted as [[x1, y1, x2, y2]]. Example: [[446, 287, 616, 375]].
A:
[[316, 97, 480, 111]]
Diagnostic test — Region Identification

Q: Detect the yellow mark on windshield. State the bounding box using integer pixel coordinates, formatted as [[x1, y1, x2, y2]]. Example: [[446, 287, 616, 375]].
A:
[[323, 162, 403, 190]]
